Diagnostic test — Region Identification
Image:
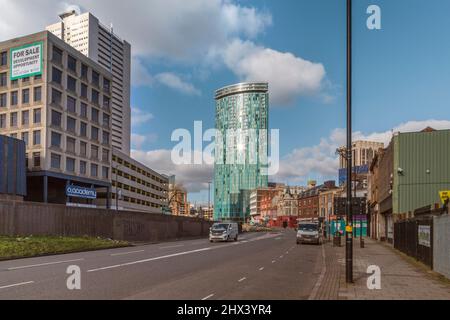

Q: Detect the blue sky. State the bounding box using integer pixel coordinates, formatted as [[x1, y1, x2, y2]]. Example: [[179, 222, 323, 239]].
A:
[[2, 0, 450, 204]]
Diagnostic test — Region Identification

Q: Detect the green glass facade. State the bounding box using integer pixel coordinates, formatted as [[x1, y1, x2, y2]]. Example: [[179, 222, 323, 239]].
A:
[[214, 83, 269, 222]]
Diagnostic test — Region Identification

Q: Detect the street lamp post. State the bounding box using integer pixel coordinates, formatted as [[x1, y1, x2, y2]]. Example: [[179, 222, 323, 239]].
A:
[[345, 0, 354, 284]]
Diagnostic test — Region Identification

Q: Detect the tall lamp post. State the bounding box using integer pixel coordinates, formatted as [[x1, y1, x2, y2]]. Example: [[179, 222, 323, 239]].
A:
[[345, 0, 354, 284]]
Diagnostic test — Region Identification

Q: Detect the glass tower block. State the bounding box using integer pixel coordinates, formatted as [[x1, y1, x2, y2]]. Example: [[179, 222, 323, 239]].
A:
[[214, 83, 269, 223]]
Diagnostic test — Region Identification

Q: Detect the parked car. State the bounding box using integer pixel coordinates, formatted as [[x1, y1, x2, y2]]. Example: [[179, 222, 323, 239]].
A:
[[297, 221, 322, 245], [209, 222, 239, 242]]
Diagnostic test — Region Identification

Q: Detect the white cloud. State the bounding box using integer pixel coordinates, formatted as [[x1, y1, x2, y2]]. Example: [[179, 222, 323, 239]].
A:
[[221, 39, 326, 106], [274, 120, 450, 185], [131, 149, 213, 193], [155, 73, 201, 96], [131, 108, 154, 127], [131, 133, 158, 149]]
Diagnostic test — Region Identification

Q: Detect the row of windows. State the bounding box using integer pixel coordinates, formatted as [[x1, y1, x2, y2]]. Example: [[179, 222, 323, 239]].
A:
[[111, 192, 163, 209], [49, 152, 109, 179], [112, 155, 168, 185], [6, 130, 41, 145], [0, 108, 41, 128], [112, 168, 166, 194], [50, 110, 110, 145], [0, 73, 42, 88], [112, 180, 165, 201], [0, 86, 42, 107], [50, 131, 110, 163]]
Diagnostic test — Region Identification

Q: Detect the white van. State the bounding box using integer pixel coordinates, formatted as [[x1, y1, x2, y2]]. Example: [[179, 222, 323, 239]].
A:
[[209, 222, 239, 242], [297, 221, 322, 245]]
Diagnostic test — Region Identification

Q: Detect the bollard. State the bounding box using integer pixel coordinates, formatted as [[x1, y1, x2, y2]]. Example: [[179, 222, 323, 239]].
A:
[[360, 238, 365, 248]]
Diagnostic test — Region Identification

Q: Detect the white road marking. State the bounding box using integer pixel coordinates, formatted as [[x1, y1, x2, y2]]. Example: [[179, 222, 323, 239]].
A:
[[202, 293, 215, 300], [159, 244, 184, 250], [0, 281, 34, 290], [87, 248, 211, 273], [308, 244, 326, 300], [279, 255, 284, 259], [272, 260, 276, 264], [238, 277, 247, 282], [259, 267, 264, 271], [7, 259, 84, 271], [275, 237, 282, 240], [111, 250, 145, 256]]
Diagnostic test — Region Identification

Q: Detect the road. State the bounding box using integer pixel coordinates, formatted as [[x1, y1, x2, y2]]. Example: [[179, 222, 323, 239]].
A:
[[0, 229, 324, 300]]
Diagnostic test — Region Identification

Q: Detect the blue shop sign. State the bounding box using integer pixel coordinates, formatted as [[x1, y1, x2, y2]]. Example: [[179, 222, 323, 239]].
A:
[[66, 185, 97, 199]]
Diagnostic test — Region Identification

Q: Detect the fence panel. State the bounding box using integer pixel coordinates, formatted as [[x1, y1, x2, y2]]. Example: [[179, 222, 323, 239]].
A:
[[433, 215, 450, 279]]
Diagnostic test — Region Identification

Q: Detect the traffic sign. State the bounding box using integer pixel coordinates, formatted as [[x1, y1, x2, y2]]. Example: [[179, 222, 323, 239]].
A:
[[440, 191, 450, 204]]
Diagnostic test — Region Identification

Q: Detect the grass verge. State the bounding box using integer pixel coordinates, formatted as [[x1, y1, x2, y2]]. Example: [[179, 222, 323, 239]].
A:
[[0, 236, 130, 261]]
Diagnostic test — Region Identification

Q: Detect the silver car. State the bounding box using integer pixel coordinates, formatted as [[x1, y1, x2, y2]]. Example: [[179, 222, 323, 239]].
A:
[[209, 223, 239, 242]]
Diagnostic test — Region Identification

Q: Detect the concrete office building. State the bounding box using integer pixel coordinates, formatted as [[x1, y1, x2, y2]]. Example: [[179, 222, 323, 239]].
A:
[[111, 149, 168, 214], [214, 82, 269, 222], [0, 31, 113, 207], [47, 10, 131, 155]]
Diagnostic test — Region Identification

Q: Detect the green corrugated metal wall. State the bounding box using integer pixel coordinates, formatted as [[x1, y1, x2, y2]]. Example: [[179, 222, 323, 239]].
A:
[[393, 130, 450, 214]]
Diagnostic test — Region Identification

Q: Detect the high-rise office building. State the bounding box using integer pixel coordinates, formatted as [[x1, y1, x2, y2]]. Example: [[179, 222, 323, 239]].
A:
[[214, 82, 269, 222], [47, 10, 131, 155]]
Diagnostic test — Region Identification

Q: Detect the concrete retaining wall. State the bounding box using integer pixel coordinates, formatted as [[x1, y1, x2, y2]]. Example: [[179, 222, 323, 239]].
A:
[[0, 200, 213, 242]]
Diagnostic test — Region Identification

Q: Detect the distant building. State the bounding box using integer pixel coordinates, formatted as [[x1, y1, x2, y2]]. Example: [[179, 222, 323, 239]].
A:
[[298, 181, 336, 219], [368, 128, 450, 242], [214, 82, 269, 222], [250, 186, 282, 224], [168, 176, 188, 216], [47, 10, 131, 155]]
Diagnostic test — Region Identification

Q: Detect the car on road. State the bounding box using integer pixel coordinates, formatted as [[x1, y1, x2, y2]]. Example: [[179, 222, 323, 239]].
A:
[[209, 222, 239, 242], [297, 221, 322, 245]]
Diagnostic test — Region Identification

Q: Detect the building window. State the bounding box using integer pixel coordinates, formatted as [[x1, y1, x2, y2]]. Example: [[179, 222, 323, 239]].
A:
[[52, 46, 63, 65], [91, 89, 99, 105], [102, 113, 110, 127], [34, 86, 42, 102], [22, 89, 30, 104], [52, 67, 62, 84], [0, 93, 6, 107], [22, 77, 30, 83], [102, 148, 109, 162], [91, 108, 99, 123], [102, 166, 109, 179], [34, 75, 42, 81], [66, 137, 76, 153], [80, 121, 87, 137], [66, 157, 75, 172], [67, 117, 76, 133], [80, 141, 87, 157], [67, 96, 76, 113], [91, 126, 99, 141], [80, 161, 87, 175], [11, 91, 18, 106], [25, 153, 29, 168], [0, 73, 7, 87], [51, 131, 61, 148], [33, 130, 41, 145], [22, 132, 29, 146], [80, 102, 87, 118], [92, 71, 99, 87], [51, 153, 61, 169], [51, 110, 62, 127], [81, 83, 88, 98], [103, 96, 110, 109], [81, 64, 88, 79], [67, 76, 77, 92], [22, 110, 29, 125], [91, 145, 99, 160], [33, 152, 41, 167], [51, 88, 62, 105], [91, 164, 98, 177], [0, 51, 6, 66], [103, 78, 110, 92], [33, 109, 41, 124], [0, 114, 6, 128], [102, 131, 109, 145], [10, 112, 17, 127], [68, 55, 77, 73]]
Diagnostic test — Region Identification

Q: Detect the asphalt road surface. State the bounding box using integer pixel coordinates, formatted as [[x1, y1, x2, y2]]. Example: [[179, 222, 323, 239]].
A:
[[0, 229, 323, 300]]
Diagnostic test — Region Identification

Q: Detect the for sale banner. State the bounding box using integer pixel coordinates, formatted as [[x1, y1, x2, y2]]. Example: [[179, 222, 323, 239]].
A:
[[10, 42, 43, 80]]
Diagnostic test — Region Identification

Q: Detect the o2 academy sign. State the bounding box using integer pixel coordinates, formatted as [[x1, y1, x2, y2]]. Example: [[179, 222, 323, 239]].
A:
[[10, 42, 43, 80]]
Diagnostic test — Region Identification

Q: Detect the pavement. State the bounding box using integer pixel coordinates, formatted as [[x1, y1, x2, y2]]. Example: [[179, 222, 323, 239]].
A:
[[313, 237, 450, 300], [0, 229, 322, 300]]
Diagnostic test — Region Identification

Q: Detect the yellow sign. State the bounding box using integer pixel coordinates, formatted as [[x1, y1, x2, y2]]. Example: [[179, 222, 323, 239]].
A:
[[346, 225, 353, 233], [440, 191, 450, 204]]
